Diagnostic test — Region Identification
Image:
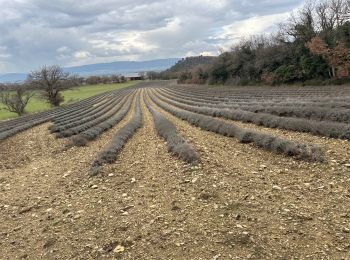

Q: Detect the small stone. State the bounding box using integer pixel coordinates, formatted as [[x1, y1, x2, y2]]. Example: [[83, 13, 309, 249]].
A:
[[91, 185, 98, 189], [131, 178, 136, 183], [125, 236, 133, 243], [43, 238, 56, 248], [344, 164, 350, 168], [108, 173, 114, 177], [342, 227, 350, 233], [113, 245, 125, 253], [213, 254, 221, 260], [272, 185, 282, 191]]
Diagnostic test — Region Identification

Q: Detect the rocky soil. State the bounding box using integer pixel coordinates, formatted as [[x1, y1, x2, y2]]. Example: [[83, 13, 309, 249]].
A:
[[0, 89, 349, 259]]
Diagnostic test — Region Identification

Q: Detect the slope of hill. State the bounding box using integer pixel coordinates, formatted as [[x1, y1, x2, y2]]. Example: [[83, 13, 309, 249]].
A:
[[148, 56, 217, 80], [65, 58, 181, 75], [0, 58, 181, 83], [0, 73, 28, 83]]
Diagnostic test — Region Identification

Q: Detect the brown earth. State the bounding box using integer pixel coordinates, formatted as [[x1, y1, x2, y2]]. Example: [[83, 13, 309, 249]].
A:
[[0, 88, 349, 259]]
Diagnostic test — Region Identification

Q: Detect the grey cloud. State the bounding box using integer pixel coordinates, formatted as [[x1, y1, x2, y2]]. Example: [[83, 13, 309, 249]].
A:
[[0, 0, 304, 72]]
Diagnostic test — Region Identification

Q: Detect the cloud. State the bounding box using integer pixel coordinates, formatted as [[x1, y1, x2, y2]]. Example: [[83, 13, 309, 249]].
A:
[[212, 12, 291, 49], [0, 0, 304, 73]]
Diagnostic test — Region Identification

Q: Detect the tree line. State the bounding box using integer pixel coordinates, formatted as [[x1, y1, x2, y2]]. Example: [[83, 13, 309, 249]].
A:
[[85, 74, 128, 85], [178, 0, 350, 86], [0, 65, 144, 116]]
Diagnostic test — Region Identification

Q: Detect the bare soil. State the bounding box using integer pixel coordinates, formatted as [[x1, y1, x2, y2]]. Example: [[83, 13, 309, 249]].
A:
[[0, 89, 349, 259]]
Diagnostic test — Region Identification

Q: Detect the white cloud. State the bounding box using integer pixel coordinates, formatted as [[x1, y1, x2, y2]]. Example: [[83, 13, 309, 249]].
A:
[[56, 46, 70, 53], [212, 12, 290, 49], [73, 51, 92, 60]]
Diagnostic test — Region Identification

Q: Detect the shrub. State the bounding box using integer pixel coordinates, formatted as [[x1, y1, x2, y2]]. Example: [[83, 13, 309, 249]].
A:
[[145, 98, 199, 164], [155, 90, 350, 140], [274, 65, 301, 84], [149, 91, 325, 162], [91, 96, 142, 169]]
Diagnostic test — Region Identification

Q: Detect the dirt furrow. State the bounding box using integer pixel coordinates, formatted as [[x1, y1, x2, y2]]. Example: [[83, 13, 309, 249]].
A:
[[0, 91, 139, 258], [145, 88, 350, 259]]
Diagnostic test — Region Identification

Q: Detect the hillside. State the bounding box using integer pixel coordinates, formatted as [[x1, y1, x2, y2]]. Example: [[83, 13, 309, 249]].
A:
[[165, 56, 216, 74], [0, 73, 28, 83], [148, 56, 217, 80], [65, 58, 180, 76]]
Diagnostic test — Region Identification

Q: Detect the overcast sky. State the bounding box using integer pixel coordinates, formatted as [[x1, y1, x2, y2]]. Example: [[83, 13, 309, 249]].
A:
[[0, 0, 305, 73]]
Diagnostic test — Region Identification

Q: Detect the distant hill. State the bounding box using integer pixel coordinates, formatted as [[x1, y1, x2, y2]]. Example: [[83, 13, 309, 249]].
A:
[[0, 58, 181, 83], [65, 58, 180, 76], [0, 73, 28, 83]]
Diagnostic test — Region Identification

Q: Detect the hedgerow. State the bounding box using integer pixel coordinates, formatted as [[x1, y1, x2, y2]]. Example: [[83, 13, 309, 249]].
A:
[[67, 93, 135, 147], [145, 97, 199, 164], [51, 93, 129, 133], [154, 90, 350, 140], [149, 91, 325, 162], [91, 94, 143, 171], [0, 88, 132, 141], [56, 94, 132, 138], [51, 91, 128, 128], [162, 86, 350, 109], [0, 115, 53, 140], [160, 88, 350, 124]]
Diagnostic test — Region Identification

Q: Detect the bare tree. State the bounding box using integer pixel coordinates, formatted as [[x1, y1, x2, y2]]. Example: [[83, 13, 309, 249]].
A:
[[316, 0, 349, 31], [27, 65, 79, 107], [330, 0, 349, 26], [288, 2, 316, 38], [316, 1, 336, 30], [0, 84, 34, 116]]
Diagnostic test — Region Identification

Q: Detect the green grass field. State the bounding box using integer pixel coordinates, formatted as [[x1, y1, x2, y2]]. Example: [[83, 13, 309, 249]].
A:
[[0, 81, 138, 121]]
